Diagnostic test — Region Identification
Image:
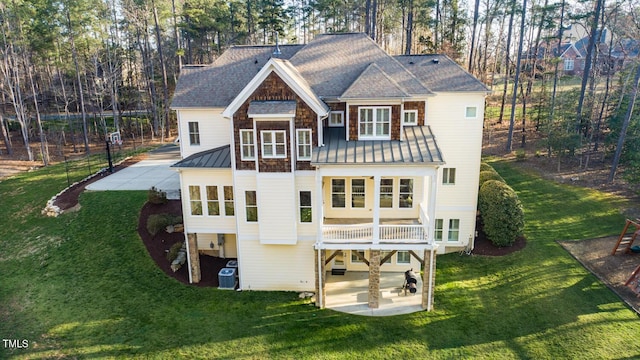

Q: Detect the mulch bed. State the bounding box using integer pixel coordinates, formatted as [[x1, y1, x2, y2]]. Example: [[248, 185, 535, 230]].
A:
[[137, 200, 229, 287], [472, 217, 527, 256]]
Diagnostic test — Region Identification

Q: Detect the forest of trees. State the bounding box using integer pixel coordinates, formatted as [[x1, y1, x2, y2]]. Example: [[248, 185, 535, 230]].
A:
[[0, 0, 639, 181]]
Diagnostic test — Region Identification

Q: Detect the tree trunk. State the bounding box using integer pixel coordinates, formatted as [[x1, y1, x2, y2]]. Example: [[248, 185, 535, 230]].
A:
[[404, 0, 414, 55], [549, 0, 566, 123], [151, 0, 171, 141], [506, 0, 527, 153], [608, 64, 640, 183], [468, 0, 480, 73], [498, 0, 516, 124], [67, 10, 90, 153], [0, 114, 12, 155]]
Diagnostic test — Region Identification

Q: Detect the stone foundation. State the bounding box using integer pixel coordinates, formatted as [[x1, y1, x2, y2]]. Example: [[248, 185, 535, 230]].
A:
[[368, 250, 380, 309], [187, 233, 201, 283], [422, 249, 436, 310]]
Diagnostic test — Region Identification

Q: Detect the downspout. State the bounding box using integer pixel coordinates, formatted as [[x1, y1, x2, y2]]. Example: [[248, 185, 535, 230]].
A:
[[317, 245, 323, 308]]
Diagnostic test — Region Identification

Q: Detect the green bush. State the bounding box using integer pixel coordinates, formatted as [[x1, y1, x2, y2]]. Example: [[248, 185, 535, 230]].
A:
[[480, 162, 497, 173], [167, 241, 184, 262], [515, 149, 526, 162], [478, 180, 525, 247], [479, 170, 505, 188], [147, 213, 182, 236], [148, 186, 167, 204]]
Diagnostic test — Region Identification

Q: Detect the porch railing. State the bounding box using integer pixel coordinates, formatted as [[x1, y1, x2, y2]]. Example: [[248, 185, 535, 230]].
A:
[[322, 223, 430, 244]]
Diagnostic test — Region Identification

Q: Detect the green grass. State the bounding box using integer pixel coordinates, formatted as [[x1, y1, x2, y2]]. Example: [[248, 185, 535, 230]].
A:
[[2, 159, 640, 359]]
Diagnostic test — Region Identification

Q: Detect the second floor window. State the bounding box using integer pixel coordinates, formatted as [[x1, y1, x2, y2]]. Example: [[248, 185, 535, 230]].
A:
[[443, 168, 456, 185], [448, 219, 460, 241], [434, 218, 443, 241], [188, 122, 200, 145], [189, 185, 202, 215], [399, 178, 413, 208], [564, 58, 574, 71], [240, 130, 255, 160], [359, 107, 391, 139], [296, 129, 312, 160], [261, 130, 286, 158], [380, 178, 393, 208], [299, 191, 312, 223], [332, 179, 346, 208], [245, 191, 258, 222], [206, 186, 220, 216], [403, 110, 417, 125], [351, 179, 365, 208], [329, 111, 344, 126], [223, 186, 234, 216]]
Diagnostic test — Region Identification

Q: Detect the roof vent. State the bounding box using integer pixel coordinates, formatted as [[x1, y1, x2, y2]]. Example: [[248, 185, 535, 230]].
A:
[[432, 58, 440, 64], [254, 59, 258, 64], [408, 61, 415, 65], [273, 32, 282, 56]]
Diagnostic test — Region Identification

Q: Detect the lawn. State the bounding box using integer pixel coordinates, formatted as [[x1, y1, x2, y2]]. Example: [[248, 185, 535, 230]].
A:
[[1, 159, 640, 359]]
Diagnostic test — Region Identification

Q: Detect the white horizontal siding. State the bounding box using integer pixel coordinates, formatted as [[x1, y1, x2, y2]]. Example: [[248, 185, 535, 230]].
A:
[[257, 174, 297, 244], [234, 172, 259, 238], [177, 109, 230, 158], [238, 240, 315, 291], [179, 169, 236, 233], [326, 250, 421, 272], [295, 173, 316, 236]]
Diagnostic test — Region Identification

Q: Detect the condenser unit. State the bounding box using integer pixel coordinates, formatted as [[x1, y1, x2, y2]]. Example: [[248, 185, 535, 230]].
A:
[[218, 268, 237, 290]]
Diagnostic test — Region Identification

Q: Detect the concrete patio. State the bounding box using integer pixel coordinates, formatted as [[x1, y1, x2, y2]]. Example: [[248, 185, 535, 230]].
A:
[[324, 271, 424, 316]]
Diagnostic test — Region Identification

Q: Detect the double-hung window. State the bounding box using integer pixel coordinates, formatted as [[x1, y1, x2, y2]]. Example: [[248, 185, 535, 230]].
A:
[[261, 130, 286, 158], [299, 191, 312, 223], [351, 250, 365, 263], [206, 186, 219, 216], [223, 186, 234, 216], [188, 122, 200, 145], [434, 219, 444, 241], [403, 110, 418, 125], [399, 178, 413, 208], [443, 168, 456, 185], [189, 185, 203, 216], [397, 251, 410, 264], [564, 58, 574, 71], [240, 129, 255, 160], [359, 107, 391, 139], [329, 111, 344, 127], [448, 219, 460, 242], [245, 191, 258, 222], [351, 179, 365, 208], [380, 178, 393, 208], [331, 179, 346, 208], [296, 129, 312, 160]]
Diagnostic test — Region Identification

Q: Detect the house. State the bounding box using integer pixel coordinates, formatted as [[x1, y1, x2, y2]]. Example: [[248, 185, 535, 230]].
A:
[[170, 33, 489, 311]]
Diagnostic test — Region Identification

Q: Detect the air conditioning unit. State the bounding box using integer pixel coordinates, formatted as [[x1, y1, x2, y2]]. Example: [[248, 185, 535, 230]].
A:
[[218, 268, 237, 290]]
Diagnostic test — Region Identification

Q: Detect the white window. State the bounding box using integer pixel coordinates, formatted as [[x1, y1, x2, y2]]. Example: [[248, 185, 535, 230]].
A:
[[397, 251, 410, 264], [240, 129, 255, 160], [359, 107, 391, 139], [380, 250, 393, 265], [296, 129, 312, 160], [206, 186, 219, 216], [245, 191, 258, 222], [380, 178, 393, 208], [399, 178, 413, 208], [261, 130, 286, 158], [329, 111, 344, 127], [443, 168, 456, 185], [188, 122, 200, 145], [448, 219, 460, 242], [434, 218, 443, 241], [332, 179, 346, 208], [223, 186, 234, 216], [465, 106, 477, 119], [351, 250, 365, 263], [403, 110, 418, 125], [351, 178, 365, 208], [564, 58, 574, 71], [189, 185, 202, 216], [299, 191, 312, 223]]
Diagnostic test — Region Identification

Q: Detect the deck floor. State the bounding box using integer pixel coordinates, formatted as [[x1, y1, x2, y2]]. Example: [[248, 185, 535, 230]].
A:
[[324, 271, 424, 316]]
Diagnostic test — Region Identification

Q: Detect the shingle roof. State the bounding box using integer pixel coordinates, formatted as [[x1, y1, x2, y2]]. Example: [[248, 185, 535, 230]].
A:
[[341, 63, 410, 99], [247, 100, 297, 116], [171, 145, 232, 168], [289, 33, 431, 98], [312, 126, 444, 165], [171, 45, 304, 108], [394, 55, 490, 92]]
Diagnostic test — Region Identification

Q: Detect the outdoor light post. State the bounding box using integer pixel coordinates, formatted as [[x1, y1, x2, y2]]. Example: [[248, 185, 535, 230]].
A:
[[106, 139, 114, 173]]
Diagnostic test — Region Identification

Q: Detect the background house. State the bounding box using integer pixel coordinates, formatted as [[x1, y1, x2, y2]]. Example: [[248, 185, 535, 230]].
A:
[[170, 33, 489, 310]]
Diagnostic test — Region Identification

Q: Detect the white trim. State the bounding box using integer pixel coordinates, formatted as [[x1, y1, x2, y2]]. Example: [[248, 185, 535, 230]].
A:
[[357, 106, 392, 140], [328, 111, 344, 127], [296, 129, 312, 161], [299, 190, 313, 224], [239, 129, 255, 161], [248, 113, 296, 119], [260, 130, 287, 159], [402, 109, 418, 125], [222, 59, 329, 118]]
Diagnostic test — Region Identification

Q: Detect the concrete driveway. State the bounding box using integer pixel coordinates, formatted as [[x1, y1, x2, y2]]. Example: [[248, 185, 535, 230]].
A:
[[86, 144, 181, 199]]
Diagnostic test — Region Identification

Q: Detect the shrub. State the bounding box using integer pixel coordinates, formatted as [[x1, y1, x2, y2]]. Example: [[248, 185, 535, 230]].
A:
[[167, 241, 184, 262], [515, 149, 526, 162], [478, 180, 525, 247], [480, 162, 497, 173], [148, 186, 167, 204], [479, 170, 505, 188], [147, 213, 183, 236]]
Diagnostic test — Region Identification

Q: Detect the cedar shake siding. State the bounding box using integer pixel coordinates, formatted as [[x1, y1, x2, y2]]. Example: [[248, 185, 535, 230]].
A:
[[233, 72, 318, 171], [348, 104, 401, 141], [404, 101, 425, 126]]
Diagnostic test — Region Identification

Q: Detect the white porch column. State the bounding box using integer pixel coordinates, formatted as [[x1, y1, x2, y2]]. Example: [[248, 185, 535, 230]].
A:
[[428, 172, 438, 242], [372, 175, 381, 244], [316, 169, 324, 244]]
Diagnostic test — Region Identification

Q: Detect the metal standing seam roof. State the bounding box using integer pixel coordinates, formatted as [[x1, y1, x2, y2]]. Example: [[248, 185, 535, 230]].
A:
[[311, 127, 444, 165], [248, 101, 297, 116], [171, 145, 232, 168]]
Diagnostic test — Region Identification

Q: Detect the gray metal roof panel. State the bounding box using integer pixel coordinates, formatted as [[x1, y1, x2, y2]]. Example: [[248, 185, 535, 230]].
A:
[[171, 145, 232, 168], [312, 126, 444, 165]]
